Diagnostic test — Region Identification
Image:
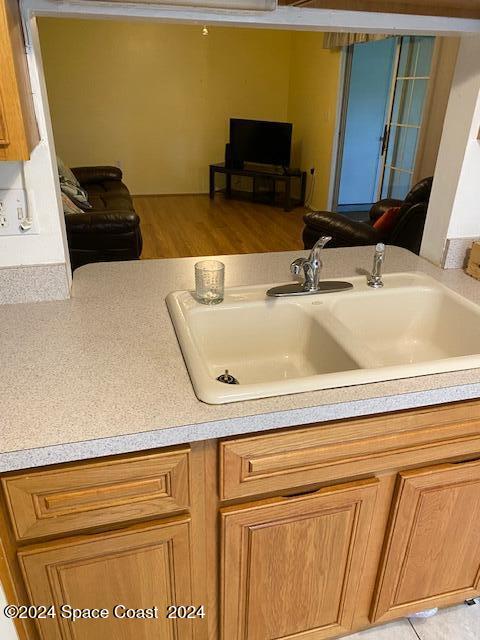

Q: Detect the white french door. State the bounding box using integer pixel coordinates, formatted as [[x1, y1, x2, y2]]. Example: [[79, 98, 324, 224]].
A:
[[379, 36, 435, 200], [332, 35, 435, 210]]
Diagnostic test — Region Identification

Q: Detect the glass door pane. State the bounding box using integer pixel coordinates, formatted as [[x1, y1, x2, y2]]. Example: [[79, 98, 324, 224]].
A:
[[335, 38, 397, 208], [380, 36, 435, 200]]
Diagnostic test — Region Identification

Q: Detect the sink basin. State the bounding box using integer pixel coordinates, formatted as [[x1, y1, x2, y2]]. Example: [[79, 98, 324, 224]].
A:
[[330, 284, 480, 367], [179, 302, 359, 385], [166, 272, 480, 404]]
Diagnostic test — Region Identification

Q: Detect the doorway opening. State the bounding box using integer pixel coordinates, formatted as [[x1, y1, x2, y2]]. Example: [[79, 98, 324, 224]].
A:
[[332, 35, 435, 216]]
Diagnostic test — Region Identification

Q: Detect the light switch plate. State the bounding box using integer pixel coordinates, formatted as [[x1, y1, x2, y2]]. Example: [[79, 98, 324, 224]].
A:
[[0, 189, 37, 236]]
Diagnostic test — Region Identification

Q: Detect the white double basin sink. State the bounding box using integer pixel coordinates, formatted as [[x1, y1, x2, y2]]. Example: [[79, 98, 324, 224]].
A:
[[166, 272, 480, 404]]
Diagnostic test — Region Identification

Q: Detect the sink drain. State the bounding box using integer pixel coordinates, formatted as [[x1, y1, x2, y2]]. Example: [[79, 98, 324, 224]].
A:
[[216, 370, 239, 385]]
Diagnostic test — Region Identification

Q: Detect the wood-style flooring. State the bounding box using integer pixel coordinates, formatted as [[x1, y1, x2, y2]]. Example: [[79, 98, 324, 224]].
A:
[[133, 193, 306, 259]]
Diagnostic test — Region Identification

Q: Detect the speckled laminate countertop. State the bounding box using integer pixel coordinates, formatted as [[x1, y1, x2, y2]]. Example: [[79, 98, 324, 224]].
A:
[[2, 246, 480, 473]]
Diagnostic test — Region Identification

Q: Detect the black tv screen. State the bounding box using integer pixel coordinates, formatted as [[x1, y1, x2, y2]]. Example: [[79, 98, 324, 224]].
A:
[[229, 118, 292, 168]]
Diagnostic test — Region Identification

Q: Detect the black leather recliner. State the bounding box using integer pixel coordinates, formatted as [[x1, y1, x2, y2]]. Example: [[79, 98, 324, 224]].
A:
[[303, 177, 433, 255], [65, 166, 143, 271]]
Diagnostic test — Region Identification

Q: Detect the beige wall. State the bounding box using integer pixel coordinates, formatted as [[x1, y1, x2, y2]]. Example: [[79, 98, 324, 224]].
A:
[[38, 19, 293, 195], [38, 21, 455, 211], [38, 20, 342, 203], [288, 33, 342, 210]]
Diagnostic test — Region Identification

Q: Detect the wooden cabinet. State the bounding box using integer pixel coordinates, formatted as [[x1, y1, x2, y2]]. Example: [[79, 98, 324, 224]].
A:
[[221, 478, 378, 640], [220, 402, 480, 500], [0, 0, 38, 160], [279, 0, 480, 19], [18, 518, 194, 640], [3, 401, 480, 640], [371, 459, 480, 623], [0, 444, 201, 640], [2, 448, 191, 541]]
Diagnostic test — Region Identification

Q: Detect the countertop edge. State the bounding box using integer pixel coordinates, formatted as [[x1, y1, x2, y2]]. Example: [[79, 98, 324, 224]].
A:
[[2, 380, 479, 473]]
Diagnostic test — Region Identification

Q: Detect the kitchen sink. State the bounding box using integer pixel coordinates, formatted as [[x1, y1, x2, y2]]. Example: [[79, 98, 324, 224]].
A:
[[166, 272, 480, 404], [329, 283, 480, 366]]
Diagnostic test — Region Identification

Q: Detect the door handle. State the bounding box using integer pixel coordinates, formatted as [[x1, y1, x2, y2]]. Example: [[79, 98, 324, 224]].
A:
[[381, 124, 390, 156]]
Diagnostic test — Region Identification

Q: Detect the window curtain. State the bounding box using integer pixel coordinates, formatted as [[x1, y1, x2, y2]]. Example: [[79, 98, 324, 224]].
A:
[[323, 33, 391, 49]]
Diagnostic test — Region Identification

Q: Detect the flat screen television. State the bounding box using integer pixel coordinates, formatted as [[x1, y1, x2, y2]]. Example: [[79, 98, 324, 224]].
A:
[[229, 118, 292, 169]]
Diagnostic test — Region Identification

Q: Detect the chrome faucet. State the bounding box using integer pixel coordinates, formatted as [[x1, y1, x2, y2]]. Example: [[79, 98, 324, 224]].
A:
[[266, 235, 353, 297], [367, 243, 386, 288], [290, 235, 332, 292]]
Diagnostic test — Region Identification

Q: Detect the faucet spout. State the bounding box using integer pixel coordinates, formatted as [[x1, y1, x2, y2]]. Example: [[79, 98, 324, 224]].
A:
[[303, 235, 332, 291], [309, 235, 332, 263], [266, 235, 352, 297]]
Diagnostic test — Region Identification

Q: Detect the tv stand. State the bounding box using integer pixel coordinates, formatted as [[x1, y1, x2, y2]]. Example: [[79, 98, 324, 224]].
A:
[[209, 163, 306, 212]]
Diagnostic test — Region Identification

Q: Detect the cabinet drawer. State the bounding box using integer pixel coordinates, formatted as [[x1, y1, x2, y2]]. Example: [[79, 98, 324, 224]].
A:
[[2, 447, 190, 541], [220, 402, 480, 500]]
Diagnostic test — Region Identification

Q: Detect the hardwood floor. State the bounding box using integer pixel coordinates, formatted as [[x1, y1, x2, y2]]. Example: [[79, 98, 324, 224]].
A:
[[133, 193, 306, 259]]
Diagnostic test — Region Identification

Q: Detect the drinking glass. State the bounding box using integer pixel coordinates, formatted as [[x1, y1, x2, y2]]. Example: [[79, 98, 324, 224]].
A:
[[195, 260, 225, 304]]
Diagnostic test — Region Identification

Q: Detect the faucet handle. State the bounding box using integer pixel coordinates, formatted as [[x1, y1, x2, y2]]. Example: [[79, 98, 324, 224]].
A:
[[290, 257, 306, 276]]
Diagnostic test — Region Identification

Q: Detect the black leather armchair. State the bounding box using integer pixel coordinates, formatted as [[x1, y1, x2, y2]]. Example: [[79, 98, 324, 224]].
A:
[[303, 177, 433, 255], [65, 166, 143, 271]]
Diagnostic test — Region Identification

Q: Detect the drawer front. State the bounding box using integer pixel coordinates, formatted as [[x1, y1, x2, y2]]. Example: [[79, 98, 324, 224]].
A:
[[220, 402, 480, 500], [2, 447, 190, 541]]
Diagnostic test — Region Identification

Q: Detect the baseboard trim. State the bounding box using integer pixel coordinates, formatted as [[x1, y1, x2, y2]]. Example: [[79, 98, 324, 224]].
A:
[[132, 191, 211, 197]]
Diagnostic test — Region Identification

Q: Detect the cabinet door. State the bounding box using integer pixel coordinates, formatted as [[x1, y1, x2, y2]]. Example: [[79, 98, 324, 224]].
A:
[[278, 1, 480, 19], [0, 91, 8, 146], [371, 460, 480, 623], [221, 478, 378, 640], [0, 0, 38, 160], [18, 518, 194, 640]]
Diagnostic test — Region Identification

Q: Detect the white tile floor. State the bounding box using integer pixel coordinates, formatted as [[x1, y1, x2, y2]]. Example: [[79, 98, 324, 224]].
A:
[[346, 603, 480, 640]]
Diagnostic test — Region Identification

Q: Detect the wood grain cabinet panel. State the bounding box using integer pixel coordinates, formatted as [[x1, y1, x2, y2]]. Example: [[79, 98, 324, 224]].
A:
[[221, 478, 378, 640], [279, 0, 480, 19], [371, 459, 480, 622], [0, 90, 9, 145], [0, 0, 38, 160], [220, 402, 480, 500], [2, 447, 190, 541], [18, 518, 194, 640]]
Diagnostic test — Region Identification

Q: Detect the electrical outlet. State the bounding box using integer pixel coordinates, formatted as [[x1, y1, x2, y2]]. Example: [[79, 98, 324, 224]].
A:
[[0, 208, 7, 228], [0, 189, 36, 236]]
